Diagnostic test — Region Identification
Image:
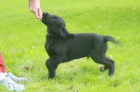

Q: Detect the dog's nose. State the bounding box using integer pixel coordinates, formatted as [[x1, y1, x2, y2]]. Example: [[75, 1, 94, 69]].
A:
[[42, 12, 46, 17], [42, 12, 49, 17]]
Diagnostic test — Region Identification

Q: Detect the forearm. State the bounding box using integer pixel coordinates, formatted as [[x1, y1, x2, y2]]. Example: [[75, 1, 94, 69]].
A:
[[28, 0, 42, 19]]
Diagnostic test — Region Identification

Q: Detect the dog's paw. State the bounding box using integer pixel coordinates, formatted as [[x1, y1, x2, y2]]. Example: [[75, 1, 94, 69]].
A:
[[47, 74, 55, 79], [98, 65, 105, 72]]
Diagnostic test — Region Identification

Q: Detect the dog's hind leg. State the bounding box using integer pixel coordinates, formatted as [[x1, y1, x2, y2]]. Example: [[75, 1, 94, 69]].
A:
[[90, 52, 115, 76], [104, 57, 115, 76], [46, 58, 59, 79]]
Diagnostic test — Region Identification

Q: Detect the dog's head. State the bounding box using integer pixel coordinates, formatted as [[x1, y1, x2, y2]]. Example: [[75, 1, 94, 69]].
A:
[[42, 12, 65, 28], [42, 12, 74, 39]]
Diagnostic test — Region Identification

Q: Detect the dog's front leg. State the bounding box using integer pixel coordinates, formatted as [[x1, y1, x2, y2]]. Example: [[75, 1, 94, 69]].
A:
[[46, 58, 58, 79]]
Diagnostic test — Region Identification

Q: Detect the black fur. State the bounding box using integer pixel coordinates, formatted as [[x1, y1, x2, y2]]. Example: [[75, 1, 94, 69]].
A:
[[42, 12, 118, 79]]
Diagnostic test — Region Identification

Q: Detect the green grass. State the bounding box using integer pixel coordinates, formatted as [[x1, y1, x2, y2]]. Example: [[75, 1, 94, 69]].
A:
[[0, 0, 140, 92]]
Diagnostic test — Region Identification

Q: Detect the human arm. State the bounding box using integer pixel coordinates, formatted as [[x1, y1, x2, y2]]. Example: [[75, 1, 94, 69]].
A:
[[28, 0, 42, 19]]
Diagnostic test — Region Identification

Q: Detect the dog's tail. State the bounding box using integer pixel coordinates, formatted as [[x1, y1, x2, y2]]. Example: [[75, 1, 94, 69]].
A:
[[104, 36, 119, 45]]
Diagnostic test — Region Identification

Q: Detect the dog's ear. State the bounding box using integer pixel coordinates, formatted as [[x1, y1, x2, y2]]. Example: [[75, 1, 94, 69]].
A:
[[55, 26, 69, 39], [56, 26, 74, 39], [46, 14, 75, 39], [61, 26, 69, 37]]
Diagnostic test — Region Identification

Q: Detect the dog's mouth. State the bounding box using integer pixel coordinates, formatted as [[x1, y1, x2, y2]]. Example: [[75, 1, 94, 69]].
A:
[[42, 12, 49, 23]]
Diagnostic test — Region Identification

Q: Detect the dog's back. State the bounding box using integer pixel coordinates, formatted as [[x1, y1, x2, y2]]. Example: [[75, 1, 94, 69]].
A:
[[66, 33, 117, 61]]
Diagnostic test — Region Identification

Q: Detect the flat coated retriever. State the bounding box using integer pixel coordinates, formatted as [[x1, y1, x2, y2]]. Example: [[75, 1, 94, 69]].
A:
[[42, 12, 118, 79]]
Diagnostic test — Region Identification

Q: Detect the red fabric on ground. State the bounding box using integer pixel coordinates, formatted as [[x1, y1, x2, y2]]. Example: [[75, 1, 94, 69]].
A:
[[0, 53, 6, 73]]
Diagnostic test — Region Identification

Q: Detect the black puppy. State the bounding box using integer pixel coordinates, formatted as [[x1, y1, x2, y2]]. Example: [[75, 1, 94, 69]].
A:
[[42, 12, 118, 79]]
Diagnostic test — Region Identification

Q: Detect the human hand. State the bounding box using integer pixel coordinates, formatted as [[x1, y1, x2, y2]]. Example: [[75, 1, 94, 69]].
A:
[[29, 0, 42, 19]]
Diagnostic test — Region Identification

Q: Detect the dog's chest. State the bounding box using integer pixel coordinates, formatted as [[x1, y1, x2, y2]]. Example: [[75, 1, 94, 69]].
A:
[[45, 38, 64, 52], [46, 39, 56, 51]]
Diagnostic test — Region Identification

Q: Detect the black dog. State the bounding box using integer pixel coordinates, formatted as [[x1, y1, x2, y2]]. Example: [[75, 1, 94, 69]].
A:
[[42, 12, 118, 79]]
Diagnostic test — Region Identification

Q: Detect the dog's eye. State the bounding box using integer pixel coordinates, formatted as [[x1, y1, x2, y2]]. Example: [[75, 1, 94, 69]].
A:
[[54, 17, 57, 19], [52, 16, 57, 20]]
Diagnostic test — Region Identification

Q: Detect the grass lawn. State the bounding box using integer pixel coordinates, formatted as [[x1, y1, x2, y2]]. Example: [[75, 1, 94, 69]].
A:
[[0, 0, 140, 92]]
